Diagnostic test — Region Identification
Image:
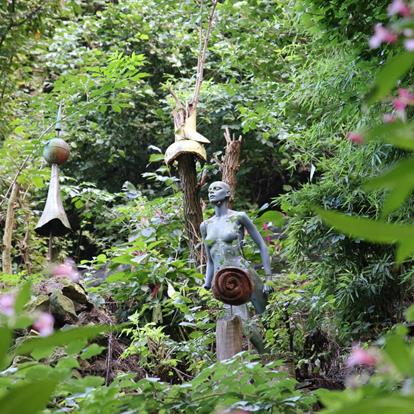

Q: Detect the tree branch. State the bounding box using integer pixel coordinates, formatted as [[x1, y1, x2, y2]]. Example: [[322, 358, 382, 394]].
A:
[[189, 0, 218, 112]]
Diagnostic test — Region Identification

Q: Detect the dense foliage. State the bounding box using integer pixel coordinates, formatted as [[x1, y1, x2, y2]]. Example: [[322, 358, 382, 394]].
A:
[[3, 0, 414, 412]]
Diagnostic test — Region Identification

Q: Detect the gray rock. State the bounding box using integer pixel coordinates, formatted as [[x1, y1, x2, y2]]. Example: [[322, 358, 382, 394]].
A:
[[50, 291, 78, 324]]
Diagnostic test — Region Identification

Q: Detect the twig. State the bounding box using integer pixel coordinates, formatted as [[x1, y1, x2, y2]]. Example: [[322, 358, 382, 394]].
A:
[[105, 330, 114, 385], [196, 169, 208, 191], [189, 0, 218, 111], [167, 85, 184, 109]]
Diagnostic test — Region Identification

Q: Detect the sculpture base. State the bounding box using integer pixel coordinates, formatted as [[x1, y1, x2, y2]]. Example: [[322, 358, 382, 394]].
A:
[[216, 315, 243, 361]]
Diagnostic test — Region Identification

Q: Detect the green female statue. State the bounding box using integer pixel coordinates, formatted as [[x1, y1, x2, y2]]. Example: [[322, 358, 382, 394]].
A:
[[200, 181, 272, 351]]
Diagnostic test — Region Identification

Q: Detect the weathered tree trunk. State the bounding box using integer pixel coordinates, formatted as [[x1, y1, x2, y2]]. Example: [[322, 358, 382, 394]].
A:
[[221, 129, 242, 208], [216, 315, 243, 361], [177, 153, 203, 265], [2, 182, 19, 274]]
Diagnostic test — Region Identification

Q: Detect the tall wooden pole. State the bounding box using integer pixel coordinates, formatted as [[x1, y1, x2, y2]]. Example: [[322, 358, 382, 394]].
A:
[[2, 182, 19, 273]]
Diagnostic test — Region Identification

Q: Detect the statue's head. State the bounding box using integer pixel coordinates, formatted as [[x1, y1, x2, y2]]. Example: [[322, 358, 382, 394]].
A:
[[208, 181, 231, 204]]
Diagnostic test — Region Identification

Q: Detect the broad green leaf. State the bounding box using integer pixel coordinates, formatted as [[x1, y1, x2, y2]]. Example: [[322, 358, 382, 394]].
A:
[[367, 52, 414, 104], [14, 282, 32, 314], [32, 175, 44, 188], [405, 304, 414, 322], [25, 365, 55, 381], [384, 334, 412, 376], [31, 345, 54, 361], [0, 327, 12, 370], [16, 325, 111, 356], [364, 157, 414, 215], [56, 356, 80, 369], [66, 339, 87, 355], [0, 379, 58, 414], [363, 122, 414, 150], [149, 153, 165, 163], [328, 395, 414, 414], [315, 208, 414, 263], [254, 210, 285, 227], [80, 343, 106, 360]]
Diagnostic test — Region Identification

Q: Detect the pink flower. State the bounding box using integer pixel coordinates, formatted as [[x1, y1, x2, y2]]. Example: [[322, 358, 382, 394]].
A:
[[347, 132, 364, 144], [0, 293, 15, 317], [383, 113, 397, 123], [346, 345, 377, 368], [262, 223, 269, 231], [404, 38, 414, 50], [393, 98, 407, 111], [33, 313, 54, 336], [132, 250, 145, 256], [52, 259, 80, 283], [399, 88, 414, 102], [369, 24, 398, 49], [388, 0, 412, 17], [392, 88, 414, 111], [265, 235, 271, 243]]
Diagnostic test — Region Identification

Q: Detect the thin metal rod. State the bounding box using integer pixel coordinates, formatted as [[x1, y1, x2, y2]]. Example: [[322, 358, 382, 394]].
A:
[[48, 232, 53, 262]]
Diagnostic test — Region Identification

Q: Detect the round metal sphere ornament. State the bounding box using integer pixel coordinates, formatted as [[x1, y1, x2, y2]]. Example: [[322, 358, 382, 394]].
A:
[[212, 267, 254, 306], [43, 138, 70, 165]]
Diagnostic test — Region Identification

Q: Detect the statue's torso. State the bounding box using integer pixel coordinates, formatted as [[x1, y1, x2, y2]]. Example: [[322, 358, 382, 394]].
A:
[[204, 211, 246, 272]]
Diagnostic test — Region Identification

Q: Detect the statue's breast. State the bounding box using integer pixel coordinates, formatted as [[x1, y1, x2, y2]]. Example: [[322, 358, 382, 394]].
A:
[[205, 215, 242, 246]]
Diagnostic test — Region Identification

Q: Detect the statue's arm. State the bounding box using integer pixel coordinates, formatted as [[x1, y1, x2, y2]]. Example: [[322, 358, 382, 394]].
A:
[[239, 212, 272, 285], [200, 221, 214, 289]]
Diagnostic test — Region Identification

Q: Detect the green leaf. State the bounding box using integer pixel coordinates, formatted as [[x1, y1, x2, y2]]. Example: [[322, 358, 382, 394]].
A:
[[384, 334, 412, 375], [66, 339, 87, 355], [367, 52, 414, 104], [315, 207, 414, 263], [80, 343, 106, 360], [405, 305, 414, 322], [254, 210, 285, 227], [0, 379, 58, 414], [149, 153, 165, 163], [56, 356, 80, 369], [32, 176, 44, 188], [0, 327, 12, 370], [364, 122, 414, 151], [16, 325, 111, 356], [14, 282, 31, 314], [364, 157, 414, 215]]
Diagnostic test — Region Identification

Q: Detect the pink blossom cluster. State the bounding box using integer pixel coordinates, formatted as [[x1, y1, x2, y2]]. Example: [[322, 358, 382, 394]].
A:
[[393, 88, 414, 111], [0, 292, 54, 336], [0, 293, 15, 317], [262, 222, 272, 243], [347, 132, 364, 145], [346, 345, 377, 368], [369, 1, 413, 50], [32, 312, 55, 336], [51, 258, 80, 283], [347, 87, 414, 144]]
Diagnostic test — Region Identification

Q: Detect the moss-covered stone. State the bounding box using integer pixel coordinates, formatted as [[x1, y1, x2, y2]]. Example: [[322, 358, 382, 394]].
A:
[[27, 294, 50, 313], [50, 291, 77, 324]]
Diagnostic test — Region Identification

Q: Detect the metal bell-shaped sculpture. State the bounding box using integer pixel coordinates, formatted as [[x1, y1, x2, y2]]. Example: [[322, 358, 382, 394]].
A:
[[35, 105, 71, 238], [35, 163, 71, 237]]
